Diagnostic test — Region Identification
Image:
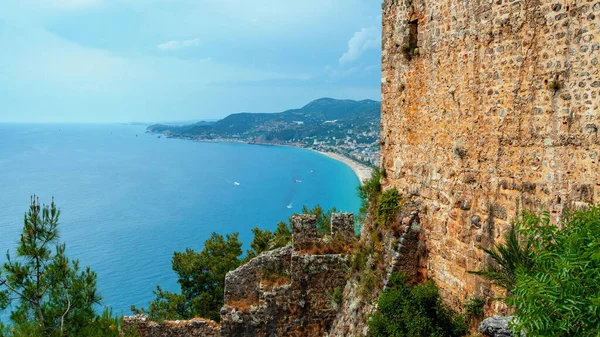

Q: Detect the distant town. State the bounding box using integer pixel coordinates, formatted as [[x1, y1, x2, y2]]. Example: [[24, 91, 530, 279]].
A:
[[148, 98, 381, 168]]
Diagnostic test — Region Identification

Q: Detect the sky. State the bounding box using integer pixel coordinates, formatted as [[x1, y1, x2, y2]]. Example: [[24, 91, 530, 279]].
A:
[[0, 0, 383, 123]]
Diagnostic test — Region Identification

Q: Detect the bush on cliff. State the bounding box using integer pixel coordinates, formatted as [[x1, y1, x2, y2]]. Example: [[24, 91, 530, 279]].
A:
[[507, 208, 600, 337], [368, 273, 468, 337], [137, 232, 243, 323], [357, 167, 382, 221], [376, 188, 402, 227]]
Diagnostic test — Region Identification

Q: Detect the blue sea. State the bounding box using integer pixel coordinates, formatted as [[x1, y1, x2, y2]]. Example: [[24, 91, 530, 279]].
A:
[[0, 123, 360, 315]]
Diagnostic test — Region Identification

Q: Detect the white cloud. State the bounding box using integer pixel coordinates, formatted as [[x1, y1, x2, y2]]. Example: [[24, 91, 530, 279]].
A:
[[339, 26, 380, 64], [157, 38, 201, 51]]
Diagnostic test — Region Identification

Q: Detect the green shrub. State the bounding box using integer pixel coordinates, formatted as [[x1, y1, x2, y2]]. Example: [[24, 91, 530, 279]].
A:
[[351, 245, 371, 273], [360, 269, 376, 299], [332, 287, 343, 307], [549, 80, 563, 93], [357, 167, 382, 220], [463, 297, 484, 318], [507, 208, 600, 337], [376, 188, 402, 227], [301, 204, 338, 237], [401, 43, 418, 61], [368, 273, 468, 337]]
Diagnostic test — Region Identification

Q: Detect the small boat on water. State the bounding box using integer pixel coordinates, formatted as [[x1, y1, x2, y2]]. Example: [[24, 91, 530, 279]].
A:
[[287, 202, 293, 209], [234, 182, 240, 186], [294, 179, 302, 183]]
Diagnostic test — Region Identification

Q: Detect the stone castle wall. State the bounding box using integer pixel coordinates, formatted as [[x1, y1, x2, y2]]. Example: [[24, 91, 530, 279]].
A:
[[381, 0, 600, 311]]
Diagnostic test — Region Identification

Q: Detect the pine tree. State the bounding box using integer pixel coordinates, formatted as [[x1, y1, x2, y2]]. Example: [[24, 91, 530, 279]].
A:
[[0, 197, 100, 336]]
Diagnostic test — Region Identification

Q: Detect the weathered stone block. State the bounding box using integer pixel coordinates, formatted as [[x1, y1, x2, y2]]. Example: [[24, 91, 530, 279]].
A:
[[292, 214, 318, 252], [330, 212, 355, 242]]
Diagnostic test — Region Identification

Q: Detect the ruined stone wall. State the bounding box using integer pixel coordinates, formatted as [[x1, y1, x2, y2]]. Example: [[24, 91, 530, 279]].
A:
[[123, 315, 220, 337], [381, 0, 600, 312], [220, 213, 355, 337]]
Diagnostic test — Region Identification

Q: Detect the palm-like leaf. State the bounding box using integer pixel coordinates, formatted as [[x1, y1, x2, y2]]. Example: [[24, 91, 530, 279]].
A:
[[469, 227, 533, 292]]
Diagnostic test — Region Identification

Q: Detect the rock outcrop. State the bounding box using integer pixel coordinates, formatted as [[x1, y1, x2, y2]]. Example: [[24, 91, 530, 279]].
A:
[[381, 0, 600, 314], [479, 316, 516, 337]]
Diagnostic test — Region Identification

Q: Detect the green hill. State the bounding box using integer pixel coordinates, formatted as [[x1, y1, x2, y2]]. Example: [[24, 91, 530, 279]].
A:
[[147, 98, 381, 145]]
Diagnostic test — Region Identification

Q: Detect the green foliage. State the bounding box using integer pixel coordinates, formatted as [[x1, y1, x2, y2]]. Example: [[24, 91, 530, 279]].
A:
[[77, 308, 138, 337], [140, 232, 243, 322], [2, 307, 137, 337], [463, 297, 484, 318], [270, 221, 292, 249], [401, 43, 418, 61], [549, 80, 563, 93], [468, 227, 534, 292], [368, 273, 468, 337], [351, 245, 372, 273], [359, 269, 376, 299], [244, 227, 275, 262], [507, 208, 600, 337], [332, 287, 343, 307], [0, 197, 102, 337], [357, 168, 382, 220], [244, 204, 338, 263], [376, 188, 402, 227], [301, 204, 337, 236]]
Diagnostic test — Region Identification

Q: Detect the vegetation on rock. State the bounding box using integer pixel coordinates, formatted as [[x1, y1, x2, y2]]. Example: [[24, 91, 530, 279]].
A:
[[357, 167, 382, 222], [376, 188, 402, 227], [368, 273, 468, 337]]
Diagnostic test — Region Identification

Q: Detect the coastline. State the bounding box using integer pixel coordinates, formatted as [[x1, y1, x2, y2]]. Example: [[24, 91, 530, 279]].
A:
[[151, 132, 374, 185], [311, 151, 373, 185]]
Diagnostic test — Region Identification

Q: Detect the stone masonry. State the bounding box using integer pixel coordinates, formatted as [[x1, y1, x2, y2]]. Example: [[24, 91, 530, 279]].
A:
[[381, 0, 600, 313], [123, 315, 220, 337], [220, 213, 355, 337]]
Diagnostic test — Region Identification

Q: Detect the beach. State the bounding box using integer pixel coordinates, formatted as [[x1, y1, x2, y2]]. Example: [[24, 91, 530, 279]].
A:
[[315, 151, 373, 184]]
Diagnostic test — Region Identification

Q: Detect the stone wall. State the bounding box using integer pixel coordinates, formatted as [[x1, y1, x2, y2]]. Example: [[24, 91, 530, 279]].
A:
[[123, 315, 220, 337], [220, 213, 356, 337], [381, 0, 600, 312], [329, 202, 425, 337]]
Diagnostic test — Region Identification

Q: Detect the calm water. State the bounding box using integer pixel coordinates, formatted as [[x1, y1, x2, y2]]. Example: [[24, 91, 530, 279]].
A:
[[0, 123, 360, 315]]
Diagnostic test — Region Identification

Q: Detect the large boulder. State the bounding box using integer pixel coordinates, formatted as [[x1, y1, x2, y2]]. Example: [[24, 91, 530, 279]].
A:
[[478, 316, 515, 337]]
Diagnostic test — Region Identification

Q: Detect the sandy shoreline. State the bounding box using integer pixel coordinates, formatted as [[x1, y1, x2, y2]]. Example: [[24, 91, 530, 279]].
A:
[[154, 133, 374, 185], [313, 151, 373, 184]]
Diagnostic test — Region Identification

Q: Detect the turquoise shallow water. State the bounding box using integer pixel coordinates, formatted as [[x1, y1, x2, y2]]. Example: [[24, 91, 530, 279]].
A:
[[0, 123, 360, 315]]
